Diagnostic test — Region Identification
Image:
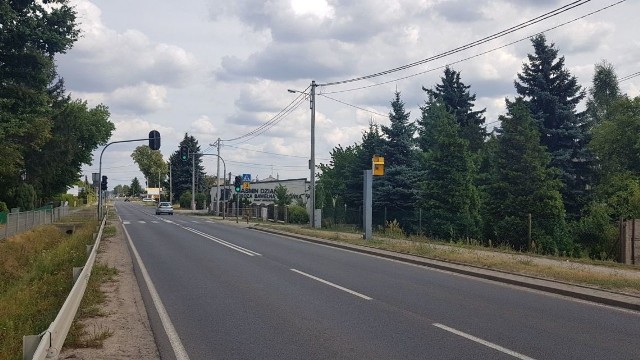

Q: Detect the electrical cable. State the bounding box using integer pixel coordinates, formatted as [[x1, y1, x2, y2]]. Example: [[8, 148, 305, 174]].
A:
[[318, 0, 605, 87], [323, 0, 620, 96], [620, 71, 640, 82], [318, 94, 387, 117], [222, 84, 310, 143], [231, 96, 308, 145]]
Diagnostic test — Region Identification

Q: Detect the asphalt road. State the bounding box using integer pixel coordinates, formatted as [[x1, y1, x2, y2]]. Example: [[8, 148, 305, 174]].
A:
[[115, 202, 640, 360]]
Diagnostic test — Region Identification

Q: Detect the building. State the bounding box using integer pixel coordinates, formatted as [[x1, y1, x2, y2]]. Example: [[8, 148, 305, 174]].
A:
[[210, 177, 309, 206]]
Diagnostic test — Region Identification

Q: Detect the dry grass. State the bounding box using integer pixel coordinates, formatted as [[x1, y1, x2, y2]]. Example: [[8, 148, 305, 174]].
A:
[[65, 264, 118, 348], [0, 209, 99, 360], [256, 223, 640, 294]]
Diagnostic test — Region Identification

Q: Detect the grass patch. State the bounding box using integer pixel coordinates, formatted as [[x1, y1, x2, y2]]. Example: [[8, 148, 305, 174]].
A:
[[102, 226, 116, 239], [64, 264, 118, 348], [256, 223, 640, 294], [0, 215, 99, 360]]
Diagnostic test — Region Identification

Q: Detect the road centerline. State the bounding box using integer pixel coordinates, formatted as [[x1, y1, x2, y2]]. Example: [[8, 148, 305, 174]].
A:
[[182, 227, 261, 256], [432, 323, 535, 360], [291, 269, 372, 300]]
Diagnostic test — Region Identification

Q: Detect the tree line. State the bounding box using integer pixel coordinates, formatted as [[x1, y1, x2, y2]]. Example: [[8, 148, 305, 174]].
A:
[[0, 1, 114, 210], [317, 34, 638, 259]]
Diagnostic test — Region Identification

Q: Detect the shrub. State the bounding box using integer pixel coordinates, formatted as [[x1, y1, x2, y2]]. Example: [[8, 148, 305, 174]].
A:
[[195, 193, 207, 210], [0, 201, 7, 213], [288, 205, 309, 224], [179, 191, 192, 209], [570, 203, 618, 259]]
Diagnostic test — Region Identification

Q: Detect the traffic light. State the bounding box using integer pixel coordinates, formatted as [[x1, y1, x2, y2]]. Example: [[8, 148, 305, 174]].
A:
[[180, 145, 189, 162], [149, 130, 161, 150], [234, 176, 242, 192], [101, 175, 108, 191]]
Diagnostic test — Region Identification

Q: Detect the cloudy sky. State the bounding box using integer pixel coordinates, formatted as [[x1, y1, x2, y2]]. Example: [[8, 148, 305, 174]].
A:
[[57, 0, 640, 188]]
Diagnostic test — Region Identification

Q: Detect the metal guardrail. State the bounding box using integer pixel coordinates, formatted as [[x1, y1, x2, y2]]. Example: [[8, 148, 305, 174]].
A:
[[1, 206, 71, 240], [23, 211, 107, 359]]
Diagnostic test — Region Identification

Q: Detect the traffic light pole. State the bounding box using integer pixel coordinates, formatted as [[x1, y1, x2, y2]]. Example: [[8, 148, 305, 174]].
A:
[[98, 135, 160, 219], [191, 152, 196, 211]]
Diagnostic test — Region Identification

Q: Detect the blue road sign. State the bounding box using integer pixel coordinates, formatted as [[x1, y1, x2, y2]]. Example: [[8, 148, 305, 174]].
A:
[[242, 173, 251, 182]]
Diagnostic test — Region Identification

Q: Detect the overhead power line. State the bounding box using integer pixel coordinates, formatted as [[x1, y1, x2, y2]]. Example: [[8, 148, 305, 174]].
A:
[[319, 94, 388, 117], [620, 71, 640, 82], [222, 84, 311, 143], [319, 0, 601, 87], [322, 1, 625, 95]]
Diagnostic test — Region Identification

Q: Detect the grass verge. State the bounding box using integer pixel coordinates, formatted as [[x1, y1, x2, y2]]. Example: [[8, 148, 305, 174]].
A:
[[0, 208, 99, 360]]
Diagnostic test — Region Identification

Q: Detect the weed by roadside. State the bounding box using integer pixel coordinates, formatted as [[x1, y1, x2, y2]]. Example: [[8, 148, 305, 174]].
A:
[[65, 264, 118, 348], [0, 218, 99, 360]]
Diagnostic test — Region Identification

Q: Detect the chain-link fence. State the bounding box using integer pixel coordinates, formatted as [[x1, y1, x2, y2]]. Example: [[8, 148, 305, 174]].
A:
[[0, 206, 71, 240]]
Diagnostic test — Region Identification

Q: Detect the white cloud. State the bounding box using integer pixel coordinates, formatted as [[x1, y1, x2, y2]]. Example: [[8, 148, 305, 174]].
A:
[[108, 83, 168, 114], [63, 0, 640, 186], [191, 116, 217, 135], [59, 1, 199, 93]]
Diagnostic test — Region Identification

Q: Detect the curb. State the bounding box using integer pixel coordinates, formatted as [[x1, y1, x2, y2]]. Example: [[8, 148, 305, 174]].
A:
[[251, 226, 640, 312]]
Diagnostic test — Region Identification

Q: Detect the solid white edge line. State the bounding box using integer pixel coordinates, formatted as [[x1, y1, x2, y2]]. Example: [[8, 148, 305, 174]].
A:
[[432, 323, 535, 360], [122, 223, 191, 360], [291, 269, 372, 300]]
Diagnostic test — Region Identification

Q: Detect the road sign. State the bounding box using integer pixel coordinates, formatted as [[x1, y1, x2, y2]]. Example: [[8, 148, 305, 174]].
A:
[[242, 181, 250, 190], [242, 173, 251, 182]]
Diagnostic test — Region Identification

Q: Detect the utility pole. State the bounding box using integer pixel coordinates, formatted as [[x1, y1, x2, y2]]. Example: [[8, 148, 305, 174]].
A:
[[191, 151, 196, 211], [310, 80, 317, 228], [169, 161, 173, 203], [216, 138, 221, 216]]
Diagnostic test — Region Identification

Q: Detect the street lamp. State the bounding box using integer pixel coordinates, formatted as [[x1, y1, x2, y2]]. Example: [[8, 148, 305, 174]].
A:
[[288, 80, 317, 228]]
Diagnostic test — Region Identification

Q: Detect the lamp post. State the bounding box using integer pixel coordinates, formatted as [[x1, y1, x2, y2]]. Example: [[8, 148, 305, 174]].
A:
[[288, 80, 317, 228]]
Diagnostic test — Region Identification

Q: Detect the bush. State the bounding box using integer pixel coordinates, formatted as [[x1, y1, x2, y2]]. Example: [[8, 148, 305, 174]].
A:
[[0, 201, 7, 213], [179, 191, 192, 209], [195, 193, 207, 210], [288, 205, 309, 224], [570, 203, 618, 259]]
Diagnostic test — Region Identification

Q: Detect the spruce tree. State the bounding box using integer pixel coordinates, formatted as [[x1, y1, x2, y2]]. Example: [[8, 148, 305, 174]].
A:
[[375, 92, 419, 230], [381, 91, 416, 167], [417, 100, 479, 239], [422, 67, 486, 153], [514, 34, 589, 218], [169, 134, 206, 202], [485, 99, 567, 253]]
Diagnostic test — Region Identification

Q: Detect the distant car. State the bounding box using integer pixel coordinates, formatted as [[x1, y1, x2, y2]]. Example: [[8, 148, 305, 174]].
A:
[[155, 202, 174, 215], [124, 198, 130, 202], [142, 198, 156, 203]]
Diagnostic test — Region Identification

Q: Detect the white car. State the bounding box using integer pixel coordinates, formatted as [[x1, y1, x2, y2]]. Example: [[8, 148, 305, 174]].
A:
[[155, 202, 174, 215], [142, 198, 156, 203]]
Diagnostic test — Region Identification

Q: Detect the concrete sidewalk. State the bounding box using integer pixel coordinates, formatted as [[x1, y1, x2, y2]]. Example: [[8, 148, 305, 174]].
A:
[[247, 224, 640, 312]]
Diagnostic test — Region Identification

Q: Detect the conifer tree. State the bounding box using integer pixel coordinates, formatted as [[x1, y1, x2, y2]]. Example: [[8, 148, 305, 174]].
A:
[[417, 101, 479, 239], [381, 91, 416, 167], [485, 99, 567, 253], [169, 134, 206, 202], [375, 92, 419, 230], [422, 67, 486, 153], [514, 34, 589, 218]]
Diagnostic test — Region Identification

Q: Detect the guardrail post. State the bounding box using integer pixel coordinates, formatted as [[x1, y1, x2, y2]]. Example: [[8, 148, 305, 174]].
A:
[[73, 267, 84, 284], [86, 244, 93, 257], [23, 334, 41, 360]]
